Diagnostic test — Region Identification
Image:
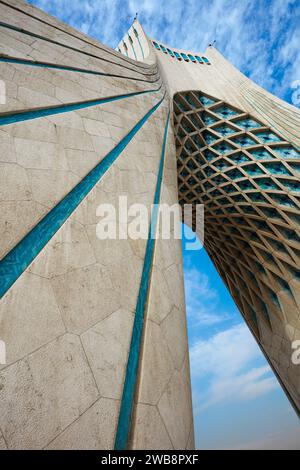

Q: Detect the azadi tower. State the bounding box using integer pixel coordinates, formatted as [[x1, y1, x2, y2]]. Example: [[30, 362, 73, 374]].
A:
[[0, 0, 300, 450]]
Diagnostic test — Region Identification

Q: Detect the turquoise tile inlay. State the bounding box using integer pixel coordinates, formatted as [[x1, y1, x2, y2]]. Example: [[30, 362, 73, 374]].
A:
[[0, 57, 158, 84], [230, 134, 257, 147], [186, 159, 198, 170], [226, 169, 243, 180], [290, 163, 300, 175], [133, 27, 145, 59], [247, 192, 267, 203], [174, 98, 189, 113], [213, 158, 231, 170], [200, 111, 218, 126], [214, 124, 237, 137], [186, 191, 196, 201], [228, 152, 251, 164], [184, 94, 197, 108], [181, 119, 194, 133], [289, 213, 300, 226], [212, 141, 235, 155], [281, 227, 300, 243], [184, 139, 195, 153], [255, 130, 282, 143], [270, 290, 281, 310], [174, 51, 182, 60], [181, 53, 189, 62], [188, 54, 196, 62], [271, 194, 298, 209], [203, 165, 215, 176], [194, 153, 205, 165], [151, 42, 211, 65], [180, 184, 189, 193], [180, 169, 189, 178], [222, 184, 236, 194], [256, 178, 279, 191], [241, 205, 257, 214], [281, 179, 300, 192], [0, 84, 162, 126], [177, 128, 185, 139], [244, 164, 265, 176], [191, 134, 203, 149], [128, 34, 137, 60], [122, 41, 129, 57], [189, 114, 202, 130], [114, 113, 170, 451], [273, 146, 300, 160], [202, 131, 219, 145], [234, 118, 262, 130], [203, 149, 218, 161], [0, 93, 166, 299], [217, 196, 231, 206], [214, 105, 239, 119], [263, 162, 291, 176], [212, 174, 227, 184], [261, 207, 282, 220], [237, 180, 255, 191], [248, 148, 274, 160], [188, 175, 198, 186], [198, 95, 216, 107], [195, 55, 204, 64]]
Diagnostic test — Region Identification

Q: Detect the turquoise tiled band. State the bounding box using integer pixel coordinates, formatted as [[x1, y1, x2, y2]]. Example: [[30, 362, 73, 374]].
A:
[[0, 93, 166, 298]]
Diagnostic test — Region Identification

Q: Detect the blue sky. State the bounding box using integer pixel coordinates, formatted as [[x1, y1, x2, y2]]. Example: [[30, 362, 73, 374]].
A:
[[28, 0, 300, 449], [182, 230, 300, 449]]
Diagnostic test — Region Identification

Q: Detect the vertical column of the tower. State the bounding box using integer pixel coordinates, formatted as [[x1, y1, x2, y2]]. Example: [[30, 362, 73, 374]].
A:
[[115, 22, 195, 450], [128, 117, 195, 450]]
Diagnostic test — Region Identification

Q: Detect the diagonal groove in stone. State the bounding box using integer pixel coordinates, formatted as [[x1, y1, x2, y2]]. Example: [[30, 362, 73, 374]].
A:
[[0, 92, 166, 299]]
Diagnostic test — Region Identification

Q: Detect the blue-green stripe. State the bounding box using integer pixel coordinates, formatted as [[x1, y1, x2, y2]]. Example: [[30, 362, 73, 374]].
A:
[[129, 36, 138, 61], [0, 21, 155, 78], [0, 94, 166, 299], [136, 36, 145, 60], [114, 111, 170, 450], [0, 56, 158, 84], [0, 84, 162, 126]]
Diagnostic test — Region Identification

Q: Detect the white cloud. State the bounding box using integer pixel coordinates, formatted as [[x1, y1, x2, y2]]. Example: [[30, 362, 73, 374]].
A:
[[184, 266, 232, 327], [190, 323, 278, 411]]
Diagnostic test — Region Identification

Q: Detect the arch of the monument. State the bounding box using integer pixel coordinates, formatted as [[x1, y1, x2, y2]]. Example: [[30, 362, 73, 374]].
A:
[[173, 90, 300, 415]]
